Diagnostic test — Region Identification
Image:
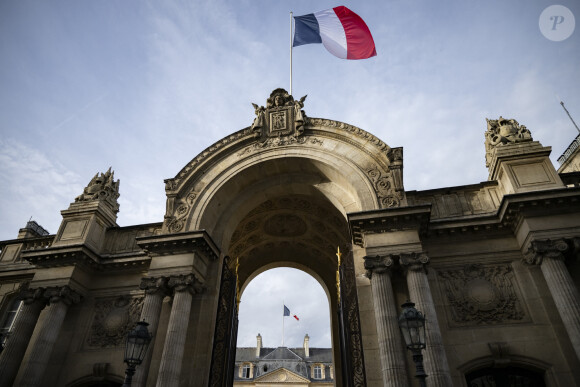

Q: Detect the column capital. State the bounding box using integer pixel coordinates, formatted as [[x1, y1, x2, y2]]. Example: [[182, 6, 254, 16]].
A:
[[363, 255, 395, 279], [400, 252, 430, 273], [140, 276, 169, 296], [168, 274, 203, 294], [20, 288, 47, 306], [43, 286, 82, 306], [524, 239, 569, 265]]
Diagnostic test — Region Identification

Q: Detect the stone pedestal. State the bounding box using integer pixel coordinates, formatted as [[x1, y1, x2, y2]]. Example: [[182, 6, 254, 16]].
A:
[[400, 253, 452, 387], [133, 277, 168, 387], [0, 288, 46, 387], [155, 274, 200, 387], [14, 286, 80, 387], [525, 239, 580, 361], [364, 255, 409, 387]]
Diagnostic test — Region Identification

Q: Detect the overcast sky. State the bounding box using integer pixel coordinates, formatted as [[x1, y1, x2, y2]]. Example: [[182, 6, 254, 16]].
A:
[[1, 1, 578, 349]]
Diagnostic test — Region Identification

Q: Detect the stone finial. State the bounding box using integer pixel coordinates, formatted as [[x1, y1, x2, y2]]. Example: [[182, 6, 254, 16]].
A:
[[74, 167, 120, 213], [485, 117, 533, 167]]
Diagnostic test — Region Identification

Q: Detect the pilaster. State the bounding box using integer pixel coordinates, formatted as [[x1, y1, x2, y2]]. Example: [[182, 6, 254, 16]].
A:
[[400, 252, 452, 387], [0, 288, 46, 387], [14, 286, 81, 386], [133, 276, 169, 387], [155, 274, 203, 387], [524, 238, 580, 361], [364, 255, 409, 387]]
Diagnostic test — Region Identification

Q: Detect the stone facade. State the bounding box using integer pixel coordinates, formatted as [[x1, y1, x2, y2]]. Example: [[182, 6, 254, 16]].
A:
[[0, 89, 579, 386]]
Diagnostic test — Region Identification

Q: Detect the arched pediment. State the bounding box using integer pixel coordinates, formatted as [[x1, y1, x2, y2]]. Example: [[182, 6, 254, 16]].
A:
[[161, 89, 405, 243]]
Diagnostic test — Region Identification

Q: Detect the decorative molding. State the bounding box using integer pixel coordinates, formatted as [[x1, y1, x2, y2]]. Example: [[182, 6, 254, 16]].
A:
[[86, 295, 143, 348], [437, 264, 526, 326], [366, 167, 402, 208], [237, 135, 324, 157], [306, 117, 391, 153]]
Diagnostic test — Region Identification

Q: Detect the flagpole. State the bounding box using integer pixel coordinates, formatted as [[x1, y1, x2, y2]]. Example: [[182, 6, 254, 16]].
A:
[[290, 11, 293, 96], [282, 301, 285, 347]]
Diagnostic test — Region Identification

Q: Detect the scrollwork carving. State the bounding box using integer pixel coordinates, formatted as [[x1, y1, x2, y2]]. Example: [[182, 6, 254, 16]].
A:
[[363, 255, 395, 279], [164, 189, 198, 233], [44, 286, 81, 306], [400, 252, 430, 272], [366, 167, 401, 208]]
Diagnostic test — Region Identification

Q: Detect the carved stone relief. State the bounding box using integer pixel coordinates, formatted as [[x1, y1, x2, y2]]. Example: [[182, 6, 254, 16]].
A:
[[86, 295, 143, 348], [75, 167, 120, 213], [437, 264, 526, 326], [366, 167, 402, 208], [485, 116, 533, 167], [164, 190, 198, 233]]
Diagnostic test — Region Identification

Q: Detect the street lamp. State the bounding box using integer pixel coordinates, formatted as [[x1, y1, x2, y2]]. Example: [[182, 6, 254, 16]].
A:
[[122, 320, 152, 387], [398, 301, 427, 387]]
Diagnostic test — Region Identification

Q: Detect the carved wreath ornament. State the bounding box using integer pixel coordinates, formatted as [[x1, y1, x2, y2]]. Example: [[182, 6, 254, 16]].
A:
[[437, 264, 525, 325]]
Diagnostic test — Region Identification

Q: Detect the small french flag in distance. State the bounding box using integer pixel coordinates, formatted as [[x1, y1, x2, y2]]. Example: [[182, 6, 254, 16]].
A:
[[293, 6, 376, 60], [284, 305, 300, 321]]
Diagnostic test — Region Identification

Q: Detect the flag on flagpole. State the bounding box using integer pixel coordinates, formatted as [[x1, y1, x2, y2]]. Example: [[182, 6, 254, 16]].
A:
[[293, 6, 376, 60], [284, 305, 299, 321]]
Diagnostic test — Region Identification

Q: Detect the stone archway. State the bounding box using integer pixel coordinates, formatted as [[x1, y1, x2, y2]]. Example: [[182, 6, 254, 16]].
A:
[[161, 89, 403, 386]]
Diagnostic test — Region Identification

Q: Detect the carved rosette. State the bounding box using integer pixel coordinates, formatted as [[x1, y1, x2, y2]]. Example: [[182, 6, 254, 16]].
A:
[[437, 264, 526, 326], [523, 239, 569, 265], [400, 252, 430, 273], [363, 255, 395, 279], [86, 296, 144, 348], [168, 274, 204, 295]]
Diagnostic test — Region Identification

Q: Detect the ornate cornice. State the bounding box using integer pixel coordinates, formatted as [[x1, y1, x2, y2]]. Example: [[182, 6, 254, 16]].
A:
[[136, 230, 220, 261], [348, 205, 431, 247], [21, 244, 150, 272]]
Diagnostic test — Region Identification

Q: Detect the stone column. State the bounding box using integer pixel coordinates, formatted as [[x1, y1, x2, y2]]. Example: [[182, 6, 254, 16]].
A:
[[364, 255, 409, 387], [155, 274, 201, 387], [525, 239, 580, 361], [0, 288, 46, 387], [400, 252, 453, 387], [133, 276, 168, 387], [14, 286, 81, 386]]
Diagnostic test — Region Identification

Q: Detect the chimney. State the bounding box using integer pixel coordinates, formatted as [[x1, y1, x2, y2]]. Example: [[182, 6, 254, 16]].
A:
[[256, 333, 262, 358], [303, 334, 310, 358]]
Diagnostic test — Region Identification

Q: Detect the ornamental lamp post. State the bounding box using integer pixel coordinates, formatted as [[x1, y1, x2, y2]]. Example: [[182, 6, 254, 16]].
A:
[[398, 301, 427, 387], [122, 320, 152, 387]]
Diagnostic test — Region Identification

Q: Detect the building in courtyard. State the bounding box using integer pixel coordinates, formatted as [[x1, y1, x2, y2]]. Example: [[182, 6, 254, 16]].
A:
[[233, 334, 333, 386], [0, 89, 579, 387]]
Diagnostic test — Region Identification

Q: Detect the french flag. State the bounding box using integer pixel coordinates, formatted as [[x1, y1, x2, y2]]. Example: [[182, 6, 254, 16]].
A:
[[293, 6, 376, 60]]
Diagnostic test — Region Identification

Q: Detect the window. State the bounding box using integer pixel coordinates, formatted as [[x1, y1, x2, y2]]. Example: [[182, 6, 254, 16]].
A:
[[0, 298, 23, 347], [241, 363, 251, 379], [313, 365, 322, 379]]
